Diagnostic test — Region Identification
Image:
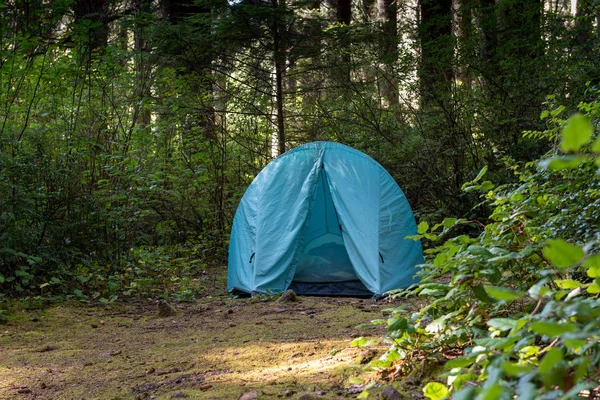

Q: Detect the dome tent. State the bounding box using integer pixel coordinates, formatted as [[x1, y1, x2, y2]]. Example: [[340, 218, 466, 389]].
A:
[[227, 141, 423, 298]]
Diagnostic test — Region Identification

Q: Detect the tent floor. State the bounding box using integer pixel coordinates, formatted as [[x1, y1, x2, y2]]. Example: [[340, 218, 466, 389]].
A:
[[288, 280, 373, 297], [230, 280, 373, 298]]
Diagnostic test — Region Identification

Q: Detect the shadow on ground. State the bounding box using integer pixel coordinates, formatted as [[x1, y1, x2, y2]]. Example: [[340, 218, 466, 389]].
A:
[[1, 289, 422, 399]]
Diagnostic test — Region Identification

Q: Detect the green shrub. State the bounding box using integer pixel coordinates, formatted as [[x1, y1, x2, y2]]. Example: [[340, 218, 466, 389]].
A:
[[377, 92, 600, 399]]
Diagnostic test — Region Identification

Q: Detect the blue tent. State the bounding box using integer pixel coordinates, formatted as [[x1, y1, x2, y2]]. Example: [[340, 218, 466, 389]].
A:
[[227, 142, 423, 297]]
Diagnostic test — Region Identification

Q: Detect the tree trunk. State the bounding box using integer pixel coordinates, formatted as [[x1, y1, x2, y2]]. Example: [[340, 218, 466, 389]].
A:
[[377, 0, 399, 107], [134, 0, 152, 137], [479, 0, 545, 159], [337, 0, 352, 24], [159, 0, 206, 22], [326, 0, 352, 81], [418, 0, 453, 107], [454, 0, 475, 90], [574, 0, 593, 46], [477, 0, 497, 67], [72, 0, 111, 54], [271, 0, 287, 156]]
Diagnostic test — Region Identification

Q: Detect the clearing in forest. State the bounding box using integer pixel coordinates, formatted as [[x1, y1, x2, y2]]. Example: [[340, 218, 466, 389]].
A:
[[0, 270, 422, 400]]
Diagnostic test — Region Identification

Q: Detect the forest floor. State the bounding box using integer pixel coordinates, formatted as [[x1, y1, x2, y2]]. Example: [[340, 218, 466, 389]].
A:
[[0, 267, 426, 400]]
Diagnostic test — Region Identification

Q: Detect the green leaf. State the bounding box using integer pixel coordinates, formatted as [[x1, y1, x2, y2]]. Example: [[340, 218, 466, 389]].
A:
[[370, 359, 392, 369], [484, 285, 524, 302], [452, 387, 477, 400], [384, 350, 401, 362], [475, 336, 519, 350], [513, 318, 529, 333], [551, 105, 566, 117], [502, 362, 533, 377], [473, 285, 495, 303], [574, 358, 590, 383], [554, 279, 583, 289], [419, 283, 451, 290], [451, 373, 475, 391], [73, 289, 87, 299], [564, 339, 586, 350], [29, 256, 42, 264], [433, 252, 448, 267], [542, 239, 584, 268], [487, 318, 518, 331], [519, 346, 540, 359], [561, 113, 593, 152], [445, 357, 476, 369], [357, 390, 370, 399], [0, 247, 16, 256], [388, 317, 408, 332], [480, 383, 503, 400], [15, 269, 28, 277], [584, 254, 600, 277], [348, 377, 364, 384], [423, 382, 449, 400], [539, 348, 563, 374], [479, 181, 494, 191], [473, 166, 488, 183], [406, 234, 423, 241], [587, 282, 600, 294], [351, 337, 376, 347], [538, 156, 587, 170], [530, 321, 577, 336], [528, 280, 551, 299], [442, 218, 458, 228], [461, 167, 488, 191], [516, 381, 538, 400], [592, 136, 600, 153], [419, 288, 447, 297], [418, 221, 429, 234], [467, 245, 493, 258]]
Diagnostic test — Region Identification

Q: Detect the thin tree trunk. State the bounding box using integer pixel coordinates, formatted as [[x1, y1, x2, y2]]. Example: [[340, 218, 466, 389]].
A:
[[72, 0, 111, 55], [271, 0, 286, 156], [454, 0, 475, 91], [337, 0, 352, 24], [327, 0, 352, 81], [574, 0, 593, 45], [134, 0, 152, 136], [377, 0, 398, 107], [418, 0, 453, 108]]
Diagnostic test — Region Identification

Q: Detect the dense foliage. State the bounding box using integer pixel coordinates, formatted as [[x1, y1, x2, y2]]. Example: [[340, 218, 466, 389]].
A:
[[1, 0, 600, 395], [372, 95, 600, 398]]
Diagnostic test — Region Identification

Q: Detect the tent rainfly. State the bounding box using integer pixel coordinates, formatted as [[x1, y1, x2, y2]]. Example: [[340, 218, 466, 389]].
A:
[[227, 142, 423, 298]]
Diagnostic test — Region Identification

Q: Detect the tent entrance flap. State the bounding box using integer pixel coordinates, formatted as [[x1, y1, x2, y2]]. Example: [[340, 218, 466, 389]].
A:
[[292, 168, 367, 295]]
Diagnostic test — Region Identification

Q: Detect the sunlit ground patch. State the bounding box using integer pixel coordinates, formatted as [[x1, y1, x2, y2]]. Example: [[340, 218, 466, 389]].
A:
[[0, 294, 400, 399]]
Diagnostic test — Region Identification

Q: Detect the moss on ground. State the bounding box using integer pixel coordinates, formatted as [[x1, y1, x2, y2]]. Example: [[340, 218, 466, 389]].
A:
[[0, 275, 425, 399]]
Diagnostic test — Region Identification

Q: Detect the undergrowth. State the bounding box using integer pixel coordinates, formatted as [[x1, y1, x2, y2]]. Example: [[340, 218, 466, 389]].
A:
[[0, 243, 225, 322], [365, 91, 600, 399]]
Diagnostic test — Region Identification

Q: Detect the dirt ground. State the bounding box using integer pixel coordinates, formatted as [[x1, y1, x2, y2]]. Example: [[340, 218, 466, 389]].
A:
[[0, 275, 422, 400]]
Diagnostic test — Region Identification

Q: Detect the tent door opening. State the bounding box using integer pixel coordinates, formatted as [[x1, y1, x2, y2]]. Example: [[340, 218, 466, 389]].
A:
[[289, 167, 371, 296]]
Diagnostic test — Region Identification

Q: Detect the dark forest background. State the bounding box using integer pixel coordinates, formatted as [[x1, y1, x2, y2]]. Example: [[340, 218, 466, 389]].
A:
[[4, 1, 600, 395], [1, 0, 599, 299]]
